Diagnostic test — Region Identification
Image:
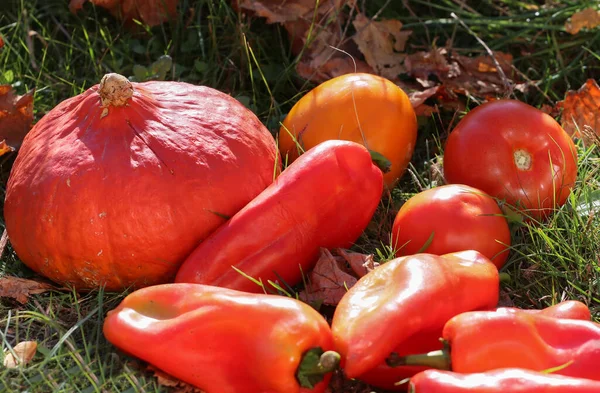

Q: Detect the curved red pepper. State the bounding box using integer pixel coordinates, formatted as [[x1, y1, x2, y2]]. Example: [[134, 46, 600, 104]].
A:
[[408, 368, 600, 392], [498, 300, 591, 320], [354, 300, 591, 391], [331, 250, 500, 379], [103, 283, 340, 393], [391, 309, 600, 380], [175, 140, 384, 292]]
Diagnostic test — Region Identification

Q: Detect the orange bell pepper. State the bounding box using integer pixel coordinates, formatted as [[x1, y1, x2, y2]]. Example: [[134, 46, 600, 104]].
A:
[[103, 283, 340, 393], [390, 309, 600, 380], [331, 250, 500, 380], [409, 368, 600, 392]]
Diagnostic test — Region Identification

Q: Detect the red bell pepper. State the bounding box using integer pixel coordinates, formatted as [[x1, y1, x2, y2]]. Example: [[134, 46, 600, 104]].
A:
[[175, 140, 385, 293], [356, 300, 591, 391], [331, 250, 500, 380], [389, 309, 600, 380], [408, 368, 600, 392], [103, 283, 340, 393]]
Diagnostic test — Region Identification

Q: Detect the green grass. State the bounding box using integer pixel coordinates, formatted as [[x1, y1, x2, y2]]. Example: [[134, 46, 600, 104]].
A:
[[1, 0, 600, 391]]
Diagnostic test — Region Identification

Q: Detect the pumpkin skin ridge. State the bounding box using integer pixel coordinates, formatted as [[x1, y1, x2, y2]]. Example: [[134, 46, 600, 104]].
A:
[[5, 78, 280, 291]]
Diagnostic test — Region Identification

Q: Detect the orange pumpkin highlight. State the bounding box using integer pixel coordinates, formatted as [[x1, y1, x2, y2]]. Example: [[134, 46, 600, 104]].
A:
[[278, 73, 418, 187], [4, 73, 280, 291]]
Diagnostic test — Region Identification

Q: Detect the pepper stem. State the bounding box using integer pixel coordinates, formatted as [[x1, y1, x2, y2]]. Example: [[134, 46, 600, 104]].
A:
[[296, 348, 341, 389], [369, 149, 392, 174], [386, 349, 451, 370], [99, 73, 134, 118]]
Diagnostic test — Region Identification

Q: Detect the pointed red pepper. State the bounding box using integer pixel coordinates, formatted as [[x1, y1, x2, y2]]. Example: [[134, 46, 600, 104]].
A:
[[389, 309, 600, 380], [103, 283, 340, 393], [408, 368, 600, 392], [331, 250, 500, 380], [175, 139, 385, 293], [356, 300, 591, 390]]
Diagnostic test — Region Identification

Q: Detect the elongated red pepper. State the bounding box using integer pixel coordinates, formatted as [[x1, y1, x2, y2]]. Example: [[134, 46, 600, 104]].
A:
[[356, 300, 591, 391], [331, 250, 500, 379], [175, 140, 384, 292], [498, 299, 591, 320], [390, 309, 600, 380], [408, 368, 600, 392], [103, 283, 340, 393]]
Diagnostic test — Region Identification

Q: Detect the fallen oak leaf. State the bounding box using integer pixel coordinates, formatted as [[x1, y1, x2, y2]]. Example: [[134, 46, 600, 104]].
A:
[[351, 13, 412, 80], [335, 248, 378, 277], [565, 7, 600, 35], [235, 0, 361, 83], [299, 248, 358, 306], [557, 78, 600, 144], [0, 276, 55, 304], [69, 0, 178, 27], [0, 85, 35, 155], [3, 341, 37, 368]]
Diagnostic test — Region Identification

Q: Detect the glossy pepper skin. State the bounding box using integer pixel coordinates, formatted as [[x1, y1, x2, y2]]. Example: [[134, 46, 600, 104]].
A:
[[498, 300, 591, 321], [331, 250, 500, 379], [175, 140, 384, 292], [103, 283, 340, 393], [394, 309, 600, 380], [357, 300, 591, 391], [408, 368, 600, 393]]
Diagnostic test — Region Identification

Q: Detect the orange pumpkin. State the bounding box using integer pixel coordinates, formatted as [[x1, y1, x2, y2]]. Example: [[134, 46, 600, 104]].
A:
[[4, 73, 280, 291], [278, 73, 418, 187]]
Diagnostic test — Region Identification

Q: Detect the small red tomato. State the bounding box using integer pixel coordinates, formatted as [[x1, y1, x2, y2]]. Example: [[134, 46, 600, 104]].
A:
[[443, 99, 578, 221], [391, 184, 511, 269]]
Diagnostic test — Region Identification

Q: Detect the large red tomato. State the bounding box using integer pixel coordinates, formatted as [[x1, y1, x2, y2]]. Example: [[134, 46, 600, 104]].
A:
[[443, 99, 578, 220], [391, 184, 511, 269]]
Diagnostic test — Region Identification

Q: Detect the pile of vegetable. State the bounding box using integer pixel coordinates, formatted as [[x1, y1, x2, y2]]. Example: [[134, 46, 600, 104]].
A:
[[4, 68, 596, 393]]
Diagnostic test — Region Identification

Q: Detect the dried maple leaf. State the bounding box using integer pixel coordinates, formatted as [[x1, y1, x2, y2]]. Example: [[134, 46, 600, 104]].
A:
[[299, 248, 358, 306], [565, 7, 600, 35], [3, 341, 37, 368], [351, 13, 412, 80], [557, 79, 600, 143], [69, 0, 178, 27], [446, 50, 515, 97], [148, 364, 205, 392], [0, 85, 34, 156], [0, 276, 54, 304]]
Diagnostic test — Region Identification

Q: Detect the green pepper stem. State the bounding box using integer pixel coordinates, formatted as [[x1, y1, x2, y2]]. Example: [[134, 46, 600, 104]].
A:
[[499, 272, 511, 284], [369, 149, 392, 174], [386, 349, 451, 370], [296, 348, 341, 389]]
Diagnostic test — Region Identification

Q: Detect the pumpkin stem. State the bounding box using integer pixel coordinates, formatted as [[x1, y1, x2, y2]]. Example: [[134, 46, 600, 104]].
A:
[[99, 73, 134, 118]]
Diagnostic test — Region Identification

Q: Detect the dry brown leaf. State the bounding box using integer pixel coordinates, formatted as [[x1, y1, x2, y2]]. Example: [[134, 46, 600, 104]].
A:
[[236, 0, 360, 83], [148, 365, 205, 392], [558, 79, 600, 142], [565, 7, 600, 35], [408, 86, 441, 117], [0, 276, 54, 304], [351, 13, 412, 80], [335, 248, 378, 277], [299, 248, 358, 306], [3, 341, 37, 368], [0, 85, 35, 156], [69, 0, 178, 27], [446, 50, 515, 97]]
